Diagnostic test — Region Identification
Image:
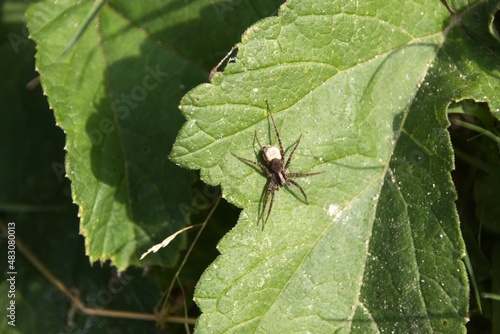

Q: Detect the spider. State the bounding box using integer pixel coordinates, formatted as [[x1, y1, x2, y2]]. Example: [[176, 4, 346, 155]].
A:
[[232, 101, 322, 228]]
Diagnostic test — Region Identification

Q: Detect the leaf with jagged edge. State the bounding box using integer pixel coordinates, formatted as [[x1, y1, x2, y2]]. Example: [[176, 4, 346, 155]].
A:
[[26, 0, 282, 270], [170, 0, 500, 332]]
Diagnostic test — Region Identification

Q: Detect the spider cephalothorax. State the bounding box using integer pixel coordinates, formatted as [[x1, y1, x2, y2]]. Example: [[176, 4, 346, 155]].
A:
[[233, 101, 322, 228]]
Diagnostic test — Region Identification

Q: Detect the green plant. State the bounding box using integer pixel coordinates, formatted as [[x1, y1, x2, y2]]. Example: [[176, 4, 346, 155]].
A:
[[1, 0, 499, 333]]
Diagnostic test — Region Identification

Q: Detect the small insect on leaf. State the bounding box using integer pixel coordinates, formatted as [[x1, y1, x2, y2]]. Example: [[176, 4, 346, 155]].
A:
[[232, 101, 323, 229]]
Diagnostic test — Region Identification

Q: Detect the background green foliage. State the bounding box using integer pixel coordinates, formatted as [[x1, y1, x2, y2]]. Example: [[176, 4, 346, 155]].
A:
[[0, 0, 499, 333]]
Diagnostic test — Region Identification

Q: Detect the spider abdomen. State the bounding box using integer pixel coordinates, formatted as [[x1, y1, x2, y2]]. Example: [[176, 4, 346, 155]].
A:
[[262, 145, 281, 161]]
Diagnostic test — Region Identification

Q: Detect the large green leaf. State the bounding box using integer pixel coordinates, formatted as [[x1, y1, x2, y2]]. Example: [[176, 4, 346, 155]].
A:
[[26, 0, 281, 271], [26, 0, 199, 270], [170, 0, 500, 332]]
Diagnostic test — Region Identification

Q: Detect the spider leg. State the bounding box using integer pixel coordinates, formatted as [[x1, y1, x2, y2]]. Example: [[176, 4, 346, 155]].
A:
[[287, 179, 309, 204], [261, 182, 276, 229], [254, 131, 264, 150], [258, 180, 270, 224], [231, 153, 271, 175], [288, 171, 324, 178], [233, 152, 276, 228], [284, 134, 302, 170], [258, 183, 268, 222], [266, 100, 285, 158]]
